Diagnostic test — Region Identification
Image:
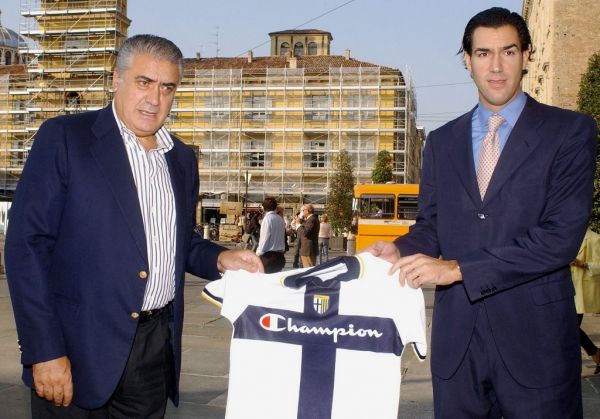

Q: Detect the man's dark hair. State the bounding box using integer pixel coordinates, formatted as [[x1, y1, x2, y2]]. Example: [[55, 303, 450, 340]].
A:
[[262, 197, 278, 212], [459, 7, 535, 74]]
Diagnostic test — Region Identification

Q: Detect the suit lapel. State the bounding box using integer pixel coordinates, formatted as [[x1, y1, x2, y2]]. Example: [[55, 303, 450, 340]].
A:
[[449, 109, 481, 207], [165, 144, 186, 284], [482, 97, 544, 205], [89, 105, 148, 265]]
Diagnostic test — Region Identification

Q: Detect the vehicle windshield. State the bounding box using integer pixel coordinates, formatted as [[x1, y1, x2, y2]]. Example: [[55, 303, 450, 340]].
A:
[[397, 195, 418, 220], [358, 194, 394, 219]]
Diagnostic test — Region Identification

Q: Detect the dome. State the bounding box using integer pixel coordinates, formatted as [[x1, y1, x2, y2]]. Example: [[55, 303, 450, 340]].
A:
[[0, 26, 25, 49]]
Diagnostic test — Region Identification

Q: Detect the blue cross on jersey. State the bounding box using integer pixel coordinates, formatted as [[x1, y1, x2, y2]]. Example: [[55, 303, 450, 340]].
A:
[[202, 253, 427, 419], [234, 282, 403, 418]]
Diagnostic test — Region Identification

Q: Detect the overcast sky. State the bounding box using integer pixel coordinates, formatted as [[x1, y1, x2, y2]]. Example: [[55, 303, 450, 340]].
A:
[[1, 0, 523, 134]]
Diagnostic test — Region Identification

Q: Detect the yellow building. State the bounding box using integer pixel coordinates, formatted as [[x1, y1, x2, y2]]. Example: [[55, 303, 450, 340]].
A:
[[3, 3, 421, 218], [1, 0, 129, 198], [173, 30, 420, 212]]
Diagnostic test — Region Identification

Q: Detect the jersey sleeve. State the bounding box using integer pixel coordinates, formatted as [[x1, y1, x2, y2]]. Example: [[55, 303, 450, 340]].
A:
[[357, 252, 428, 360], [201, 271, 245, 323], [395, 285, 428, 360]]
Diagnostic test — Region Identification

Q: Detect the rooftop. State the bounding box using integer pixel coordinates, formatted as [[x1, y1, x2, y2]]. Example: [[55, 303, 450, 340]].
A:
[[184, 55, 397, 72], [268, 29, 333, 40]]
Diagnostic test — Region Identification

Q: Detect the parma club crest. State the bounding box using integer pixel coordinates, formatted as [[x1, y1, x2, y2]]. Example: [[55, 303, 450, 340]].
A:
[[313, 295, 330, 315]]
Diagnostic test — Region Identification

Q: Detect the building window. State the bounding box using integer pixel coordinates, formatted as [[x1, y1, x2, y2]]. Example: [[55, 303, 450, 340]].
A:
[[294, 42, 304, 57], [345, 94, 376, 120], [244, 95, 271, 121], [245, 152, 265, 167], [280, 42, 290, 56], [304, 140, 327, 168], [5, 51, 12, 65], [207, 95, 230, 120], [64, 91, 81, 113], [307, 42, 318, 55], [305, 95, 329, 121]]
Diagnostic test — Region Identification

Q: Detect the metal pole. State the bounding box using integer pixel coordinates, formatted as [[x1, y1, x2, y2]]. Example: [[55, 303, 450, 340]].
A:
[[244, 169, 249, 222]]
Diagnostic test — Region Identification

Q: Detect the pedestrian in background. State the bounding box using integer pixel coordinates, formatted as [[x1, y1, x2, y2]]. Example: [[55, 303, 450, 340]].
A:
[[292, 212, 304, 269], [256, 198, 287, 273], [318, 213, 331, 264], [300, 204, 319, 267], [571, 228, 600, 375]]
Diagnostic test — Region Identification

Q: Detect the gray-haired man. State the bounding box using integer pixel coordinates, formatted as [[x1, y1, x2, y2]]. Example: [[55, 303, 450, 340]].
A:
[[6, 34, 263, 418]]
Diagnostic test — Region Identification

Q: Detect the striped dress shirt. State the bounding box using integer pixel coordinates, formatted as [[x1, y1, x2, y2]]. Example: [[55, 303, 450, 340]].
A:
[[112, 104, 177, 311]]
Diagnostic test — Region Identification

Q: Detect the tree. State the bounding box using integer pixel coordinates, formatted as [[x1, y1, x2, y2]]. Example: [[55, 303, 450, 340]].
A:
[[371, 150, 393, 183], [326, 150, 355, 235], [577, 52, 600, 233]]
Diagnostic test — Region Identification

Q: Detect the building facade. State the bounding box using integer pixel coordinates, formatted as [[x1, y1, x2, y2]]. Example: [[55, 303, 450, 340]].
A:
[[3, 2, 421, 220], [1, 0, 129, 198], [521, 0, 600, 109]]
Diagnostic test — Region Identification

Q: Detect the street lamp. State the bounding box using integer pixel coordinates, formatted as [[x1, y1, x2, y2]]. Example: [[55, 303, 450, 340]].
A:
[[243, 170, 252, 223]]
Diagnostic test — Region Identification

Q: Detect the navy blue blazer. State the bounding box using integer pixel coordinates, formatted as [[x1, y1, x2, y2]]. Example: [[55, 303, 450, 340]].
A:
[[5, 105, 226, 408], [396, 96, 597, 388]]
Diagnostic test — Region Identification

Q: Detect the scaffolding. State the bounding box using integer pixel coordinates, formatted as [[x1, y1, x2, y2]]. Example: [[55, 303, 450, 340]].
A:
[[3, 5, 422, 212], [170, 63, 420, 209], [0, 0, 129, 198]]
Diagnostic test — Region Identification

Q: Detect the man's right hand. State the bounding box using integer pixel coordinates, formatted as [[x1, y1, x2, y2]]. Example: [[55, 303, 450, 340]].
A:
[[32, 356, 73, 407]]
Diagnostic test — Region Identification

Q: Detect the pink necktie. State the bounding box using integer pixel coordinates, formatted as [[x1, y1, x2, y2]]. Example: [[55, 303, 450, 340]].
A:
[[477, 114, 504, 199]]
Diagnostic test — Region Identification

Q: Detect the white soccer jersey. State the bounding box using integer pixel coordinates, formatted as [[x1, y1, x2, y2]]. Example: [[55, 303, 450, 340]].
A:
[[202, 252, 427, 419]]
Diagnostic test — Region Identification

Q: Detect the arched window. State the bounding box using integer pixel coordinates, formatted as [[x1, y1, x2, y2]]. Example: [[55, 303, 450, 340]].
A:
[[5, 51, 12, 65], [280, 42, 290, 56], [307, 42, 318, 56], [294, 42, 304, 57]]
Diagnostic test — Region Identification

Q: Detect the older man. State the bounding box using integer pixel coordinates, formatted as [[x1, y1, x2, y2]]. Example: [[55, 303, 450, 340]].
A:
[[5, 34, 262, 418], [300, 204, 319, 267]]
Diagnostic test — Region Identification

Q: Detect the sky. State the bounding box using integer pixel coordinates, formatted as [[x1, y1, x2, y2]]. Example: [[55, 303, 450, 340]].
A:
[[0, 0, 523, 134]]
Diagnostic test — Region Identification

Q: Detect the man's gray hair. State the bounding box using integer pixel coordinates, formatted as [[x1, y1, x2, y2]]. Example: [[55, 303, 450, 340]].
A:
[[115, 34, 184, 79]]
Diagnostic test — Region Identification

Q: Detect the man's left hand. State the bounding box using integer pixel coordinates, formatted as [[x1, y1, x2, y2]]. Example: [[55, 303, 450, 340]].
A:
[[394, 253, 462, 289], [217, 249, 264, 273]]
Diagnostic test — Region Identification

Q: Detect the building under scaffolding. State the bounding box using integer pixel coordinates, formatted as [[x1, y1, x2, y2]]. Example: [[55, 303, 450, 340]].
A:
[[2, 4, 422, 219], [173, 57, 420, 212], [0, 0, 129, 198]]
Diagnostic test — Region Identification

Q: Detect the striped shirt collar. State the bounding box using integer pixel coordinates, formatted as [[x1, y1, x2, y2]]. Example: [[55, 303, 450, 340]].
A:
[[111, 101, 174, 153]]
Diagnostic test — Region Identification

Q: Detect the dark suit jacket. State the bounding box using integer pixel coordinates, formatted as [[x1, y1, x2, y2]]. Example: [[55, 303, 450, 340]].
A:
[[396, 96, 597, 389], [301, 214, 319, 257], [5, 105, 226, 409]]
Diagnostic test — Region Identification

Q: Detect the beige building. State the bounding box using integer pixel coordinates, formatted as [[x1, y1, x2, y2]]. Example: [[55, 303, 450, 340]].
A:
[[522, 0, 600, 109]]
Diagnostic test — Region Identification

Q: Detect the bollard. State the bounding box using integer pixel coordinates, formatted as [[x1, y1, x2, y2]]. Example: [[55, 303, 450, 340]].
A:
[[346, 235, 356, 256], [204, 224, 210, 240]]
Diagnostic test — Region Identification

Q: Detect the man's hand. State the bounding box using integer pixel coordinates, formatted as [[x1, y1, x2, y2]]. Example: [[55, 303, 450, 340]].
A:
[[362, 240, 401, 265], [217, 249, 264, 273], [393, 253, 462, 288], [32, 356, 73, 407]]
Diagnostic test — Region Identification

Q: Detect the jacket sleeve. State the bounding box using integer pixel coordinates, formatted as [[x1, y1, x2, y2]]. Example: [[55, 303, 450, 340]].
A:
[[395, 131, 442, 258], [5, 118, 69, 366]]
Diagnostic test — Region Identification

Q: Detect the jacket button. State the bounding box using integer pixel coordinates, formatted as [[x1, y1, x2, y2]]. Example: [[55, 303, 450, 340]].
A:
[[477, 213, 486, 220], [131, 312, 139, 319], [139, 271, 148, 279]]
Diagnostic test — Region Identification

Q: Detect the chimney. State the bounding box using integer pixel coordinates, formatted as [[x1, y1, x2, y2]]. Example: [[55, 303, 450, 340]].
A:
[[247, 50, 253, 63], [287, 56, 297, 69], [196, 52, 202, 59], [345, 49, 351, 60]]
